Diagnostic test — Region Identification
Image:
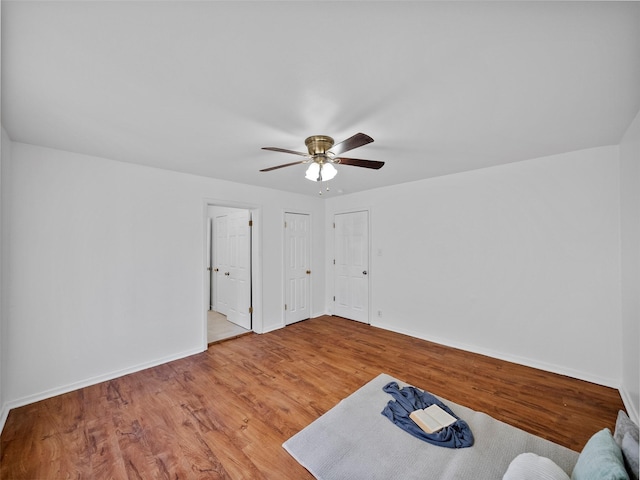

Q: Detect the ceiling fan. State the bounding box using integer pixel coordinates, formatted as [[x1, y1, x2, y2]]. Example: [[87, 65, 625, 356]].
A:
[[260, 133, 384, 182]]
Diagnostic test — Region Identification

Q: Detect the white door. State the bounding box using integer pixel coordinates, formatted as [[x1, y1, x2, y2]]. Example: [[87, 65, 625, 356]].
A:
[[284, 213, 311, 325], [334, 211, 369, 323], [208, 218, 214, 310], [214, 215, 229, 315], [226, 210, 252, 330]]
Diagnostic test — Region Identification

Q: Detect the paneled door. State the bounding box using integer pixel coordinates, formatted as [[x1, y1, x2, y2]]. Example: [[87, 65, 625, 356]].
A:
[[226, 210, 252, 329], [208, 218, 214, 310], [334, 211, 369, 323], [284, 213, 311, 325], [214, 215, 229, 315]]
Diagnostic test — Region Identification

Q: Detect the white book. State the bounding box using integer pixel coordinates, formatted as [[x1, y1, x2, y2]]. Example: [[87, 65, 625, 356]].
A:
[[409, 404, 457, 434]]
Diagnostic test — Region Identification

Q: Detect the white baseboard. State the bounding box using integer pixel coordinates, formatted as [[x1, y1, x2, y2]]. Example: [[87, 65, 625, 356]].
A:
[[261, 322, 284, 334], [371, 319, 620, 389], [0, 403, 9, 434], [1, 345, 205, 432], [619, 386, 639, 425], [3, 316, 632, 434], [262, 313, 325, 334]]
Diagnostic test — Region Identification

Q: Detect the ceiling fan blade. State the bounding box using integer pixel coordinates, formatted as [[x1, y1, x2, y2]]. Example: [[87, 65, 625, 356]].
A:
[[330, 133, 374, 156], [260, 160, 307, 172], [334, 157, 385, 170], [261, 147, 308, 157]]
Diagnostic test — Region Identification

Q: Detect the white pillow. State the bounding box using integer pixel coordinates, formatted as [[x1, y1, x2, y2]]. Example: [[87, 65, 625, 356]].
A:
[[503, 452, 571, 480]]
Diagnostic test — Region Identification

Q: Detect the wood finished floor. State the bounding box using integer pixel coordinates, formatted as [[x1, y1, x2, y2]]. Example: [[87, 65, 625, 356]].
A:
[[0, 316, 626, 479]]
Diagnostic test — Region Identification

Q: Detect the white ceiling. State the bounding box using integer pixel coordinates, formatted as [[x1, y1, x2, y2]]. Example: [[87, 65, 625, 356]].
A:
[[2, 1, 639, 198]]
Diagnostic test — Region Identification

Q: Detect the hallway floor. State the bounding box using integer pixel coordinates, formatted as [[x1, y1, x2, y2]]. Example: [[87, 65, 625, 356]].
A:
[[207, 310, 251, 344]]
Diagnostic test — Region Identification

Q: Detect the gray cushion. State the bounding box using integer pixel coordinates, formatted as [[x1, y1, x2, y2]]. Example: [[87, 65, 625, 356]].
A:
[[621, 432, 639, 480], [615, 410, 639, 445]]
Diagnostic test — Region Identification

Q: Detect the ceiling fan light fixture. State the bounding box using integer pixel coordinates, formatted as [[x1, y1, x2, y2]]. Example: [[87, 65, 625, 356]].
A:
[[321, 162, 337, 181], [305, 162, 320, 181], [305, 162, 337, 182]]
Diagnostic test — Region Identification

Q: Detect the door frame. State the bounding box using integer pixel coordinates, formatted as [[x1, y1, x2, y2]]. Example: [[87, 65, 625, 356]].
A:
[[330, 207, 372, 325], [283, 210, 312, 326], [203, 199, 262, 349]]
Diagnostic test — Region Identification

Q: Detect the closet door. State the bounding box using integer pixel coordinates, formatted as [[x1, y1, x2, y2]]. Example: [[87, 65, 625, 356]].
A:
[[284, 213, 311, 325], [334, 211, 369, 324]]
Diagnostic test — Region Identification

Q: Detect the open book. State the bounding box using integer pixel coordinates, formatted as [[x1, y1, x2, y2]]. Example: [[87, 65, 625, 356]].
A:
[[409, 404, 457, 434]]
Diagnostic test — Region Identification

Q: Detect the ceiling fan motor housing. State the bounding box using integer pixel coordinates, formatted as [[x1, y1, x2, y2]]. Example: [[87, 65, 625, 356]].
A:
[[305, 135, 334, 156]]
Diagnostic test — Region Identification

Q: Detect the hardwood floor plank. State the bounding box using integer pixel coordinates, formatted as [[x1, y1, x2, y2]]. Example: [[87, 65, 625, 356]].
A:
[[85, 418, 129, 479], [1, 316, 626, 479]]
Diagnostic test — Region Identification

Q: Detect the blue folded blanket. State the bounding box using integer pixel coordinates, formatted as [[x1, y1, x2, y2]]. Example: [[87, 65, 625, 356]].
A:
[[381, 381, 474, 448]]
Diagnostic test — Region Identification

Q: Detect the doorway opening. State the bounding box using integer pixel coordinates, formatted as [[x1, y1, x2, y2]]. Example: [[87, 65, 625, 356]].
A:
[[205, 203, 259, 345]]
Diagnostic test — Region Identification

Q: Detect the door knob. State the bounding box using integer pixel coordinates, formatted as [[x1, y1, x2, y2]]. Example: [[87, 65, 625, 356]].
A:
[[225, 272, 230, 276], [363, 270, 368, 275], [213, 268, 219, 272], [306, 270, 311, 275], [207, 266, 212, 271]]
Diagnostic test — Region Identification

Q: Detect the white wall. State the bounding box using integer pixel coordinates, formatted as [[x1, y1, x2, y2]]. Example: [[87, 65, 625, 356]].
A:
[[326, 146, 622, 387], [620, 110, 640, 421], [1, 135, 632, 423], [2, 142, 324, 409], [0, 7, 6, 430], [0, 128, 9, 429]]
